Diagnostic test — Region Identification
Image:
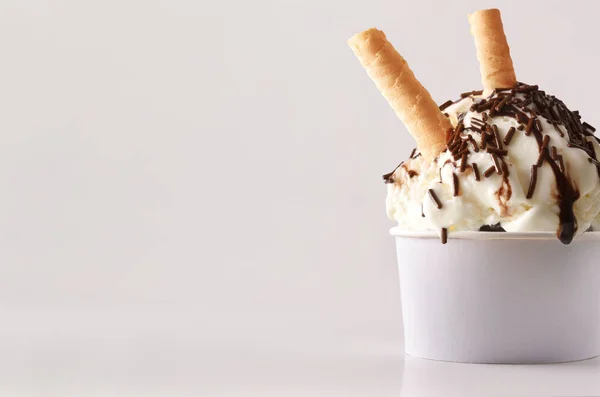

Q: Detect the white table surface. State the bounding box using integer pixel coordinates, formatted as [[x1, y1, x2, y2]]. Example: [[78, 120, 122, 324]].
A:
[[2, 308, 599, 397]]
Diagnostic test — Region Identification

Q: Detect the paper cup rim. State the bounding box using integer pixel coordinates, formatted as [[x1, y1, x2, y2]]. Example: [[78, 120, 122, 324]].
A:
[[390, 227, 600, 241]]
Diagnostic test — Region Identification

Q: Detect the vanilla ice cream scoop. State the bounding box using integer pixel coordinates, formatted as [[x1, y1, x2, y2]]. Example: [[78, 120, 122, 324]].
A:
[[386, 84, 600, 244]]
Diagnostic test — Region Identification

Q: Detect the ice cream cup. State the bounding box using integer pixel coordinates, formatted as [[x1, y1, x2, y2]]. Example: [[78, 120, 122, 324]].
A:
[[392, 228, 600, 364]]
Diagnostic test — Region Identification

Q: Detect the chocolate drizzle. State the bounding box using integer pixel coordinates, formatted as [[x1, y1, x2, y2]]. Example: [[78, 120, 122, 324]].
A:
[[479, 223, 506, 232]]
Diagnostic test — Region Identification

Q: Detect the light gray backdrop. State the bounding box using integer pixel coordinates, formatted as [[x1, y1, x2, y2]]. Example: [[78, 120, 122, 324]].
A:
[[0, 0, 599, 395]]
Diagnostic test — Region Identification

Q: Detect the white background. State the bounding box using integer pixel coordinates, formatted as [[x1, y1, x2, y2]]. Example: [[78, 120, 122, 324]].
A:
[[1, 0, 600, 395]]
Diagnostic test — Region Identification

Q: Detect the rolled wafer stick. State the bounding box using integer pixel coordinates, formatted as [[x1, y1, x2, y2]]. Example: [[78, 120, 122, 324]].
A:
[[469, 9, 517, 94], [348, 28, 451, 161]]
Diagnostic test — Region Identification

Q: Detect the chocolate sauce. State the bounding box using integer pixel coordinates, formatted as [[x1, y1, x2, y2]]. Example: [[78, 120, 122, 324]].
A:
[[523, 87, 580, 244], [545, 158, 579, 244], [479, 223, 506, 232]]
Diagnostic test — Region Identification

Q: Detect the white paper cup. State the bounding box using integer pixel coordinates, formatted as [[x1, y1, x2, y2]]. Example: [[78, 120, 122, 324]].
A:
[[392, 228, 600, 364]]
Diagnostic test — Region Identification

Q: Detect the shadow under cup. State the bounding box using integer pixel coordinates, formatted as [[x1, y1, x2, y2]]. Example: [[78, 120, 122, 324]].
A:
[[392, 229, 600, 364]]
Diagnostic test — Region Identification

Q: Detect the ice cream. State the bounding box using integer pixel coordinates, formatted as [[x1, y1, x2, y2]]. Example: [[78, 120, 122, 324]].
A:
[[386, 88, 600, 244], [349, 9, 600, 244]]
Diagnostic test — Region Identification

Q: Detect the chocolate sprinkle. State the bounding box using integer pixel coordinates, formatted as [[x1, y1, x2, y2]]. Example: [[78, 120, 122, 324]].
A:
[[541, 135, 550, 151], [441, 227, 448, 244], [453, 173, 459, 196], [504, 127, 516, 145], [526, 165, 538, 199], [448, 140, 461, 153], [487, 147, 508, 156], [495, 94, 512, 112], [439, 100, 454, 111], [476, 101, 495, 112], [483, 165, 496, 178], [492, 125, 503, 149], [454, 147, 470, 160], [491, 154, 503, 175], [583, 121, 596, 132], [460, 153, 467, 172], [428, 189, 443, 209], [447, 124, 461, 145], [525, 117, 535, 135], [480, 131, 488, 150], [461, 90, 483, 98], [515, 84, 539, 93], [516, 112, 529, 124], [472, 163, 481, 181], [471, 117, 485, 126], [535, 118, 543, 133]]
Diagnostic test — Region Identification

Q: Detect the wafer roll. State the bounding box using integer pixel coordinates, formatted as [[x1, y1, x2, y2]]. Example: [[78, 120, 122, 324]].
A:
[[469, 9, 516, 94], [348, 28, 451, 161]]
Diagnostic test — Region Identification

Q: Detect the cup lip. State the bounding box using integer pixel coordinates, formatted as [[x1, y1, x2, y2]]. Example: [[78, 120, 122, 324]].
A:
[[390, 227, 600, 241]]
